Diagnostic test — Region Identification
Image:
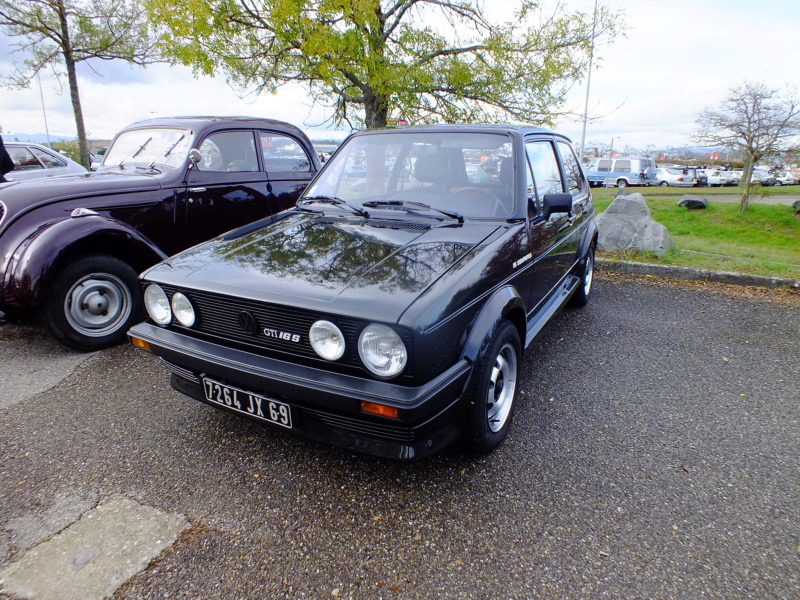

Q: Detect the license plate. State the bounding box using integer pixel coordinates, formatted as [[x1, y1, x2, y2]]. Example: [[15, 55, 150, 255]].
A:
[[202, 378, 292, 429]]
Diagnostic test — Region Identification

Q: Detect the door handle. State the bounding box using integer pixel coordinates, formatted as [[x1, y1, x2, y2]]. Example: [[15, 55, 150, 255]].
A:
[[189, 187, 206, 192]]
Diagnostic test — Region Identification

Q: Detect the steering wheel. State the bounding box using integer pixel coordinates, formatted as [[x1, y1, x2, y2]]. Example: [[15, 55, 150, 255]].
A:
[[450, 187, 498, 201]]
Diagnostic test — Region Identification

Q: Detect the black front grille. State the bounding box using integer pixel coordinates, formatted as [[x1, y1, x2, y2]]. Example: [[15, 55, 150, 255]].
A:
[[157, 285, 412, 379]]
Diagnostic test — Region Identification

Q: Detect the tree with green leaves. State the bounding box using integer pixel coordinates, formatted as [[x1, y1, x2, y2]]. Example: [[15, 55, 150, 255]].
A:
[[0, 0, 161, 167], [694, 82, 800, 211], [148, 0, 621, 130]]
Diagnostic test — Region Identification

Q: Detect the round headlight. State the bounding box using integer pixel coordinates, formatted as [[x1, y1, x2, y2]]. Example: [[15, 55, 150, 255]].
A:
[[171, 292, 196, 327], [144, 284, 171, 326], [358, 324, 407, 378], [310, 320, 345, 361]]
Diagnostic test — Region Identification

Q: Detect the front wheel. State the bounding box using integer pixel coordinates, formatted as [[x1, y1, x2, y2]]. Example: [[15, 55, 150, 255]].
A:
[[464, 321, 521, 454], [659, 181, 669, 187], [42, 255, 143, 351], [569, 244, 595, 308], [616, 179, 628, 188]]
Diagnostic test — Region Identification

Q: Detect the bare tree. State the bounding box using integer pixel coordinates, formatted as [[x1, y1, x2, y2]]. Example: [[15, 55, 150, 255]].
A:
[[0, 0, 161, 167], [694, 82, 800, 211]]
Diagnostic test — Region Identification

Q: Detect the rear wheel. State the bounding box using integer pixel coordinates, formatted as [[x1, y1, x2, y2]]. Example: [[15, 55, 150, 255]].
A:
[[464, 320, 521, 453], [659, 181, 669, 187], [42, 255, 143, 351]]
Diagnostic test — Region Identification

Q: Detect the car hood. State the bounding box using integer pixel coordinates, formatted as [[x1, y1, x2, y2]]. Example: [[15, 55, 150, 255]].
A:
[[0, 169, 164, 214], [147, 211, 499, 322]]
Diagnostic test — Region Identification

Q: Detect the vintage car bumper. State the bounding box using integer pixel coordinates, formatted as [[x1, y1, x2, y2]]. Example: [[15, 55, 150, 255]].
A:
[[128, 322, 473, 460]]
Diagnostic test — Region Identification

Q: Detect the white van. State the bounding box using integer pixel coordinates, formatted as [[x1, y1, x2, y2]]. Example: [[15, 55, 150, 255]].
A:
[[585, 156, 656, 188]]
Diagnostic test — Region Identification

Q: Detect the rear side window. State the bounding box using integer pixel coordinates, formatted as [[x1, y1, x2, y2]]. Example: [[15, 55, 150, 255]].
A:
[[525, 141, 564, 200], [556, 141, 584, 196], [30, 147, 67, 168], [259, 133, 311, 173], [614, 160, 631, 172], [8, 146, 43, 171]]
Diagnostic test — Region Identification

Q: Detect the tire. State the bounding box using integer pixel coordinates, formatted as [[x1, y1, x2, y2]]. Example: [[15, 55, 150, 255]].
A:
[[616, 179, 628, 188], [659, 181, 669, 187], [42, 255, 143, 351], [464, 320, 521, 453], [569, 243, 595, 308], [775, 181, 782, 186]]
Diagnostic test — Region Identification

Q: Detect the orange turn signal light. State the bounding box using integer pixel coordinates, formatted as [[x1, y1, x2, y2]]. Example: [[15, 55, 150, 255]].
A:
[[360, 401, 400, 419], [130, 337, 150, 351]]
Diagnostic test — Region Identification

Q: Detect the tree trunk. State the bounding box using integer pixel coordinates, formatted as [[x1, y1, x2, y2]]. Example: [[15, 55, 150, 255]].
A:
[[57, 0, 90, 168], [739, 159, 754, 212], [364, 87, 390, 130]]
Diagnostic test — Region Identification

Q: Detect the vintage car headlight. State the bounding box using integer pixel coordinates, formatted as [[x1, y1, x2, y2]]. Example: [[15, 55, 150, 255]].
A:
[[358, 324, 407, 378], [144, 284, 171, 326], [310, 320, 345, 361], [171, 292, 195, 327]]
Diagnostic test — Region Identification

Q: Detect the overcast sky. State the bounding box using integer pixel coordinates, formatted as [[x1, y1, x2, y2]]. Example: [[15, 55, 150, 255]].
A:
[[1, 0, 798, 151]]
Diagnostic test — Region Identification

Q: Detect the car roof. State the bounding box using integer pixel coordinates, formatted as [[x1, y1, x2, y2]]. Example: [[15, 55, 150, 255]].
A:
[[116, 116, 308, 137], [352, 123, 562, 138]]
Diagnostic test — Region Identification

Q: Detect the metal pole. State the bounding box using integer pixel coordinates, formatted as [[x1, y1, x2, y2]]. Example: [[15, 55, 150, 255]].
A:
[[579, 0, 598, 161], [38, 75, 52, 148]]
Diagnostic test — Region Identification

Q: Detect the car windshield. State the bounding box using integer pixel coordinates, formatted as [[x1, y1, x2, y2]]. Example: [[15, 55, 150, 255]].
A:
[[102, 127, 193, 169], [304, 131, 516, 219]]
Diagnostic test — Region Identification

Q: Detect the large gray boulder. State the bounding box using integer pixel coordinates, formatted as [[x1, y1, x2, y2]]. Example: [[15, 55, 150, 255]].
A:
[[595, 193, 676, 256]]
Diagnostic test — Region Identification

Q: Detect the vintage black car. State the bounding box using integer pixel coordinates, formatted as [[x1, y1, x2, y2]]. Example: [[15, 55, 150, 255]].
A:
[[0, 116, 319, 350], [128, 125, 597, 460]]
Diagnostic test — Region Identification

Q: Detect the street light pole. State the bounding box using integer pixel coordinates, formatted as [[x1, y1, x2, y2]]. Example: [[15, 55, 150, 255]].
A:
[[579, 0, 599, 161], [37, 75, 52, 148]]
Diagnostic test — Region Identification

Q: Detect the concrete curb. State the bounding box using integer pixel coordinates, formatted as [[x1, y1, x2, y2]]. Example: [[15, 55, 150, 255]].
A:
[[596, 258, 800, 290]]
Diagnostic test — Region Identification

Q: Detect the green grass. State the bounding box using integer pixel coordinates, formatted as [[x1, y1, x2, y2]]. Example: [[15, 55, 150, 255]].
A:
[[591, 186, 800, 279]]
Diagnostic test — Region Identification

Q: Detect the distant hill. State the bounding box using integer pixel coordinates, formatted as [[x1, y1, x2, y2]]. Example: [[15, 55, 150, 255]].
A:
[[4, 133, 77, 144]]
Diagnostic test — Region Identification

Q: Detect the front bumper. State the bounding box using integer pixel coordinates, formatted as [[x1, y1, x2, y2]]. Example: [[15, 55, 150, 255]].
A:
[[128, 322, 473, 460]]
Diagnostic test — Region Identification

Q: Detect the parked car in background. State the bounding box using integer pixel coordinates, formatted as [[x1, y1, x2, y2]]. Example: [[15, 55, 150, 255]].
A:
[[751, 170, 775, 186], [0, 116, 320, 350], [129, 124, 598, 460], [697, 168, 730, 187], [585, 156, 656, 188], [774, 171, 799, 185], [654, 167, 696, 187], [3, 141, 88, 182], [721, 170, 742, 186]]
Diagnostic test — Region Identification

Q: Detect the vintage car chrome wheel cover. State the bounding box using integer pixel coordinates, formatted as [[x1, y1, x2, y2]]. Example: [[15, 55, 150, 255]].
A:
[[64, 274, 132, 336], [487, 341, 518, 432]]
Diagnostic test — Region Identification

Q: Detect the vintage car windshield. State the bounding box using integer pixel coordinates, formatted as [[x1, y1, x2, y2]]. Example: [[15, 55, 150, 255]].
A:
[[102, 127, 193, 169], [305, 132, 516, 219]]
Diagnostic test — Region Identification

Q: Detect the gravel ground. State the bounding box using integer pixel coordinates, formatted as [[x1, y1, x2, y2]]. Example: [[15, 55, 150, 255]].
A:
[[1, 276, 798, 599]]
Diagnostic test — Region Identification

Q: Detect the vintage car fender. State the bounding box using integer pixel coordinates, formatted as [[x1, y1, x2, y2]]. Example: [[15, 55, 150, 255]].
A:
[[3, 214, 167, 307], [460, 285, 526, 365]]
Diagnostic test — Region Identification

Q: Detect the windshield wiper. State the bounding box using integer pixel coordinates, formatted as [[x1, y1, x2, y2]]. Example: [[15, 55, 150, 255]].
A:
[[362, 200, 463, 223], [149, 134, 187, 167], [119, 136, 153, 167], [299, 195, 371, 218]]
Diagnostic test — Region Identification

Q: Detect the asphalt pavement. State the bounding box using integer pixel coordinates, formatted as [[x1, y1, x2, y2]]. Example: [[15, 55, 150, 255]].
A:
[[1, 276, 798, 599]]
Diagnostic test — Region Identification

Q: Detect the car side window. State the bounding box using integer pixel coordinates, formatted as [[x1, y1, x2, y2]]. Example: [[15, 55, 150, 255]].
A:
[[197, 131, 259, 172], [556, 141, 584, 197], [525, 140, 565, 201], [8, 146, 44, 171], [525, 157, 539, 218], [30, 147, 67, 169], [259, 132, 311, 173], [614, 160, 631, 173]]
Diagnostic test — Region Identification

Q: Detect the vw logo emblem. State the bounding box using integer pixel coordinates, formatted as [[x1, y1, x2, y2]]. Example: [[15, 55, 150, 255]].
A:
[[237, 311, 259, 335]]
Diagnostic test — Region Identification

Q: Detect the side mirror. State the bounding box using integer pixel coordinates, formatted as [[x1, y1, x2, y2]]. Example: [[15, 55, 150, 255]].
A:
[[188, 148, 202, 169], [542, 192, 573, 219]]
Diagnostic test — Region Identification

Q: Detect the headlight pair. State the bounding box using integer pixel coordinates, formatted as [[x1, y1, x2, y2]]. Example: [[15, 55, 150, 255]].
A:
[[310, 320, 407, 378], [144, 284, 195, 327]]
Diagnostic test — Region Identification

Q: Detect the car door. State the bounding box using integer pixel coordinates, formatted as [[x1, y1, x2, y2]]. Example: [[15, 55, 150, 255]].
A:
[[183, 129, 273, 247], [258, 130, 316, 213], [523, 138, 570, 310]]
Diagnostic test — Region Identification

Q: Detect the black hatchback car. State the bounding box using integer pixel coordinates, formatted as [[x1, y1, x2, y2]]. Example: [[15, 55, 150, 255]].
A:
[[128, 125, 597, 460], [0, 116, 319, 350]]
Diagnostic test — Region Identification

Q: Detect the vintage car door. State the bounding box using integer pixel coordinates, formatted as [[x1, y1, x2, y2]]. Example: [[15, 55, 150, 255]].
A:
[[257, 130, 317, 213], [183, 129, 273, 247], [523, 137, 575, 310]]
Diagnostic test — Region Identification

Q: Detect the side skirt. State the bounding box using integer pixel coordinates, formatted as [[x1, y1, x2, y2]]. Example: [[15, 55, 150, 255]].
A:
[[523, 274, 580, 349]]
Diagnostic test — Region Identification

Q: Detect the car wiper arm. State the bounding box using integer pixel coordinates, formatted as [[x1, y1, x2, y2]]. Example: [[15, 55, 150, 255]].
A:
[[362, 200, 463, 223], [299, 195, 370, 218], [119, 136, 153, 167]]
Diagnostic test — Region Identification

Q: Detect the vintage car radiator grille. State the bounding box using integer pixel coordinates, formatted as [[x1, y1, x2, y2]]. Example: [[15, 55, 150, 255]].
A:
[[0, 201, 6, 228], [156, 285, 412, 377]]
